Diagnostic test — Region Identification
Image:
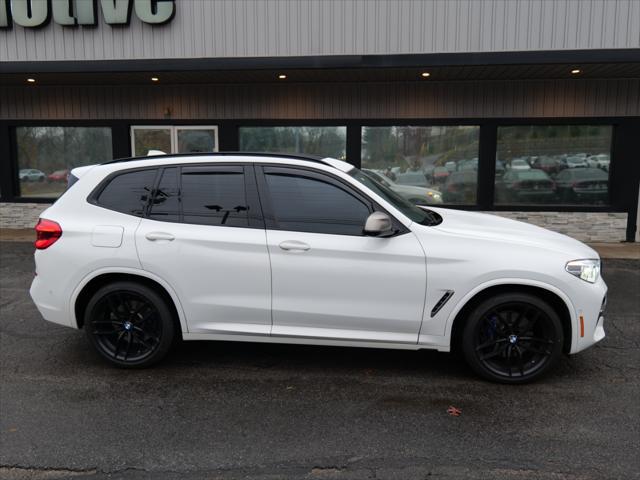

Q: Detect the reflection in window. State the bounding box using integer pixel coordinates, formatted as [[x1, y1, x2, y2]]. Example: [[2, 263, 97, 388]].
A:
[[239, 126, 347, 159], [17, 126, 113, 198], [495, 125, 612, 205], [361, 126, 480, 205], [181, 167, 248, 227], [97, 169, 157, 217]]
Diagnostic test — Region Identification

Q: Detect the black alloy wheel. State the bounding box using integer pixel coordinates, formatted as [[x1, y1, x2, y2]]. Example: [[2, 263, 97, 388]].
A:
[[462, 293, 564, 384], [85, 281, 175, 367]]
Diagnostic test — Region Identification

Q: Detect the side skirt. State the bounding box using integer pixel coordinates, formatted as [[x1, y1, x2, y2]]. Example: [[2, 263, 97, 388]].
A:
[[182, 332, 450, 352]]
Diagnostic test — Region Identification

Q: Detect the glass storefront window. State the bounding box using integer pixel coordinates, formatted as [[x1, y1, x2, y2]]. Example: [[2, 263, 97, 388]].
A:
[[495, 125, 612, 205], [176, 127, 217, 153], [132, 127, 172, 156], [16, 126, 112, 198], [131, 126, 218, 156], [239, 126, 347, 160], [361, 126, 480, 205]]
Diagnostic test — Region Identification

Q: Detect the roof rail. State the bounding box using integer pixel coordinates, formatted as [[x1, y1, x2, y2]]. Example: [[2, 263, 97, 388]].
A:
[[102, 151, 330, 166]]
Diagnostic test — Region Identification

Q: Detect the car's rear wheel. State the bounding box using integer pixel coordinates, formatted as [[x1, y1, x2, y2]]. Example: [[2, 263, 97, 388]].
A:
[[461, 292, 564, 384], [84, 281, 175, 368]]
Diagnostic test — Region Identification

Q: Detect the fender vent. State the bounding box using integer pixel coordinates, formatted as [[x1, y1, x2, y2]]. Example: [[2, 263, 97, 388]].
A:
[[431, 290, 454, 317]]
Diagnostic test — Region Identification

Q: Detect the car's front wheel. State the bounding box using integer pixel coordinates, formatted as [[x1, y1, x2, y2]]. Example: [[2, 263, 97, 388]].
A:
[[461, 292, 564, 384], [84, 281, 175, 368]]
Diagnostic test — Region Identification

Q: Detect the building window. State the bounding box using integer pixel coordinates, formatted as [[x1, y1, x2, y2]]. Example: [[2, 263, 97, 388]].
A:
[[495, 125, 613, 205], [131, 126, 218, 156], [361, 126, 480, 205], [16, 126, 113, 198], [239, 126, 347, 160]]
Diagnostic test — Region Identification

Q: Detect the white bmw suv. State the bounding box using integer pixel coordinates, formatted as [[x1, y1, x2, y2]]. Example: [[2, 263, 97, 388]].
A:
[[30, 154, 607, 383]]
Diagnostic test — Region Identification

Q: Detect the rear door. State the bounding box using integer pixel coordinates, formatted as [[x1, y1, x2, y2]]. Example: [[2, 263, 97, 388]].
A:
[[135, 164, 271, 335], [256, 165, 427, 344]]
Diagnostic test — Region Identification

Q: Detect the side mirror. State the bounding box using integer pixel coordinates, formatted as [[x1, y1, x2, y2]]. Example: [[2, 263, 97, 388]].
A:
[[363, 212, 394, 237]]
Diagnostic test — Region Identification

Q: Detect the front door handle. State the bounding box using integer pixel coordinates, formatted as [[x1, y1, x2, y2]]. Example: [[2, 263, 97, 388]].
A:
[[279, 240, 310, 252], [145, 232, 175, 242]]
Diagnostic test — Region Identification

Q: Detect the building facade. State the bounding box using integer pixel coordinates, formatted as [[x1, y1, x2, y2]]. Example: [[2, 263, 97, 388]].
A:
[[1, 0, 639, 241]]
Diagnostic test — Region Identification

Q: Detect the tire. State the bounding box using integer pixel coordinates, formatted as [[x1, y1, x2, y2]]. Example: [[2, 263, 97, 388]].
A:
[[461, 292, 564, 384], [84, 281, 176, 368]]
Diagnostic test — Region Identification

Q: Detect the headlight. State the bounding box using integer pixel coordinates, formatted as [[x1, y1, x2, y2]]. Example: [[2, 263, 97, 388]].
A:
[[565, 259, 600, 283]]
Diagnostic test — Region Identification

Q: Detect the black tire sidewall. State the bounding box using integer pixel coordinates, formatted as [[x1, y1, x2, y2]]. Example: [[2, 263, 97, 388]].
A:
[[461, 292, 564, 384], [84, 281, 175, 368]]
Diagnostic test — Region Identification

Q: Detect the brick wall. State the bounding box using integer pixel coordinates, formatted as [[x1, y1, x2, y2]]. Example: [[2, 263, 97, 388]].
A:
[[0, 203, 49, 229], [487, 212, 628, 243], [0, 202, 629, 243]]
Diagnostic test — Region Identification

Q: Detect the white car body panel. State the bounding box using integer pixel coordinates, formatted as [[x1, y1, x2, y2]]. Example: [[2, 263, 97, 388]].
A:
[[30, 154, 607, 360], [135, 219, 272, 335], [266, 228, 427, 344]]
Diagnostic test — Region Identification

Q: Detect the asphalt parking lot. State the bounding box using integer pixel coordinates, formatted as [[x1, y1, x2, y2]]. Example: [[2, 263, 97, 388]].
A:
[[1, 242, 639, 480]]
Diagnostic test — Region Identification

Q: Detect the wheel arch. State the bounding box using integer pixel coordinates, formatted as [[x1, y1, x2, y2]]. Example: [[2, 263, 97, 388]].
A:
[[71, 268, 187, 336], [447, 281, 575, 355]]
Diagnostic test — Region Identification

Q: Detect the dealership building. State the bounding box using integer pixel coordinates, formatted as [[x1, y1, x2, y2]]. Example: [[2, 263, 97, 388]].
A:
[[1, 0, 639, 242]]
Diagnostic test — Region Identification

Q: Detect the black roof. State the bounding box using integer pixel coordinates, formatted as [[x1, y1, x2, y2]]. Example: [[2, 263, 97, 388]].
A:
[[102, 152, 330, 166]]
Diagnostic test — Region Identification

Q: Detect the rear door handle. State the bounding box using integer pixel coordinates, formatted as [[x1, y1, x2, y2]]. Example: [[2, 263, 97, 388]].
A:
[[279, 240, 310, 252], [145, 232, 175, 242]]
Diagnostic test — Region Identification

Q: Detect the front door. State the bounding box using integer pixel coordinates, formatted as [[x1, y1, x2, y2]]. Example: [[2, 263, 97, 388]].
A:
[[135, 164, 271, 335], [257, 166, 427, 344]]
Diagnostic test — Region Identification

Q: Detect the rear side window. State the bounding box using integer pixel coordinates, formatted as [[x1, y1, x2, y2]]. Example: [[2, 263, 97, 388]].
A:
[[147, 165, 249, 227], [97, 169, 157, 217], [148, 167, 180, 222], [181, 166, 248, 227]]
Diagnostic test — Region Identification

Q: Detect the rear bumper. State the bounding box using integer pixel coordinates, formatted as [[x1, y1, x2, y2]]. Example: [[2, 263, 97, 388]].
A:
[[30, 275, 76, 328]]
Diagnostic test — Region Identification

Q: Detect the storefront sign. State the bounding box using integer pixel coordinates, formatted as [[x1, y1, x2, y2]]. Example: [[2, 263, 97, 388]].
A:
[[0, 0, 175, 28]]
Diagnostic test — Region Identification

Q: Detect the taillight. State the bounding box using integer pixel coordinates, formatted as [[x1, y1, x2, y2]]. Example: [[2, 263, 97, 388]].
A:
[[35, 219, 62, 250]]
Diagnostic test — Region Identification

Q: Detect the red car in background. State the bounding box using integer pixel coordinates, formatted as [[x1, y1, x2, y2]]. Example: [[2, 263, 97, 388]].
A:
[[48, 169, 69, 183]]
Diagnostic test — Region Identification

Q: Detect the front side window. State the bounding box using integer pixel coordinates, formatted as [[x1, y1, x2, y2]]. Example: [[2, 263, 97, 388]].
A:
[[495, 125, 612, 205], [16, 126, 113, 198], [264, 169, 370, 235], [97, 169, 157, 217], [361, 126, 480, 205]]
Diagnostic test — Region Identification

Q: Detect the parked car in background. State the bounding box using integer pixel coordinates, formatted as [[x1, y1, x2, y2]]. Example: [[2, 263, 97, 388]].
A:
[[565, 155, 588, 168], [588, 154, 610, 171], [19, 169, 46, 182], [494, 160, 506, 176], [443, 170, 477, 204], [555, 167, 609, 203], [364, 169, 442, 204], [48, 169, 70, 183], [531, 156, 564, 176], [509, 159, 531, 171], [395, 170, 428, 187], [457, 158, 478, 171], [444, 161, 457, 173], [495, 169, 556, 204], [432, 166, 450, 184], [30, 153, 607, 383]]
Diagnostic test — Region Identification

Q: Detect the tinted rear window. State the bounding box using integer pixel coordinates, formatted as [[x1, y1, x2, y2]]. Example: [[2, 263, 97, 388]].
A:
[[97, 169, 157, 216], [180, 167, 248, 227]]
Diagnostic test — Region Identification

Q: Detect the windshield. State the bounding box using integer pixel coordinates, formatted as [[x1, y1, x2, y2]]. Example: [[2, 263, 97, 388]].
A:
[[349, 168, 441, 226]]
